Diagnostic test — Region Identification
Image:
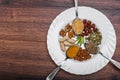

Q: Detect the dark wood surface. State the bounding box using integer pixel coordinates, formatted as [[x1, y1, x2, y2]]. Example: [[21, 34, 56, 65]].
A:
[[0, 0, 120, 80]]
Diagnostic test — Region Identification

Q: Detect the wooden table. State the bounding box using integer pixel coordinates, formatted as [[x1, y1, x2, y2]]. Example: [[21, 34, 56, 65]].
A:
[[0, 0, 120, 80]]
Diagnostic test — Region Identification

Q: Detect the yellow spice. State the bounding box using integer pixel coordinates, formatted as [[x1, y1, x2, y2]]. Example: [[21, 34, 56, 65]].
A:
[[66, 45, 79, 58]]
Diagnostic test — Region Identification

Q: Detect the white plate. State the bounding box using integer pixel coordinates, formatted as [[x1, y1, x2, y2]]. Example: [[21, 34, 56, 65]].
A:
[[47, 6, 116, 75]]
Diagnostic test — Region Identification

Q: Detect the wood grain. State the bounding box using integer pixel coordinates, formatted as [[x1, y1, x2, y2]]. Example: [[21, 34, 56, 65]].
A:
[[0, 0, 119, 80]]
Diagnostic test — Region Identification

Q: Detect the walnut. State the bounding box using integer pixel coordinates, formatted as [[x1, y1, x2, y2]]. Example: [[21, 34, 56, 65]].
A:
[[65, 24, 72, 32], [68, 31, 75, 38], [59, 29, 66, 37]]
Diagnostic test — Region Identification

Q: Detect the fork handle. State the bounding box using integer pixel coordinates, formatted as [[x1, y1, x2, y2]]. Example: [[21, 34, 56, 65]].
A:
[[110, 59, 120, 69]]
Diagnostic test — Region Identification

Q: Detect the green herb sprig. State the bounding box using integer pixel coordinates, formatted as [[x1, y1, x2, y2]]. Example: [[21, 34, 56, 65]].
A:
[[76, 36, 84, 46]]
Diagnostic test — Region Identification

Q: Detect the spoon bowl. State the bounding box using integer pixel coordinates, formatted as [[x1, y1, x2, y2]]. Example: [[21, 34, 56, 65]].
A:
[[72, 0, 84, 36]]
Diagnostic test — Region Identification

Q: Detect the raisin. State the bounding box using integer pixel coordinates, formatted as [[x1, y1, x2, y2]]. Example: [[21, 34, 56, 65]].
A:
[[87, 21, 91, 25], [83, 19, 87, 24]]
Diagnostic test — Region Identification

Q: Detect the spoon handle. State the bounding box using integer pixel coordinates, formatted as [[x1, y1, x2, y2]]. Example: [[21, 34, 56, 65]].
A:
[[99, 52, 120, 69], [110, 59, 120, 69], [46, 65, 61, 80], [74, 0, 78, 17]]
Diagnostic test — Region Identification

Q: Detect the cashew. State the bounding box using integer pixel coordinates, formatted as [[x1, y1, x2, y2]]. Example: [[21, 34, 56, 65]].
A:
[[59, 36, 69, 42], [60, 42, 66, 52], [67, 39, 76, 44], [64, 41, 73, 46]]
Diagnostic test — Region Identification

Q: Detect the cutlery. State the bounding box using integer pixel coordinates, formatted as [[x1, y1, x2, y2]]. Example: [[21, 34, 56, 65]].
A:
[[46, 45, 79, 80], [72, 0, 84, 35], [99, 51, 120, 69], [84, 43, 120, 69], [46, 1, 79, 79]]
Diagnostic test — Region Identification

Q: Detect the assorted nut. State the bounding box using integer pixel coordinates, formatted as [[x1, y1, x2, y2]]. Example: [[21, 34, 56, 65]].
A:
[[64, 41, 73, 46], [59, 23, 75, 39], [74, 48, 91, 61], [59, 19, 102, 62], [68, 31, 75, 38], [59, 36, 69, 42], [65, 24, 72, 32], [59, 29, 66, 37], [59, 36, 75, 52], [60, 42, 66, 52]]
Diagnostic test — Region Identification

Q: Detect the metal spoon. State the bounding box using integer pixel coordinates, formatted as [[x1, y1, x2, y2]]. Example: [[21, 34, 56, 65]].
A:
[[84, 43, 120, 69], [46, 45, 79, 80], [98, 50, 120, 69], [46, 0, 80, 79], [46, 61, 64, 80], [72, 0, 84, 36]]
